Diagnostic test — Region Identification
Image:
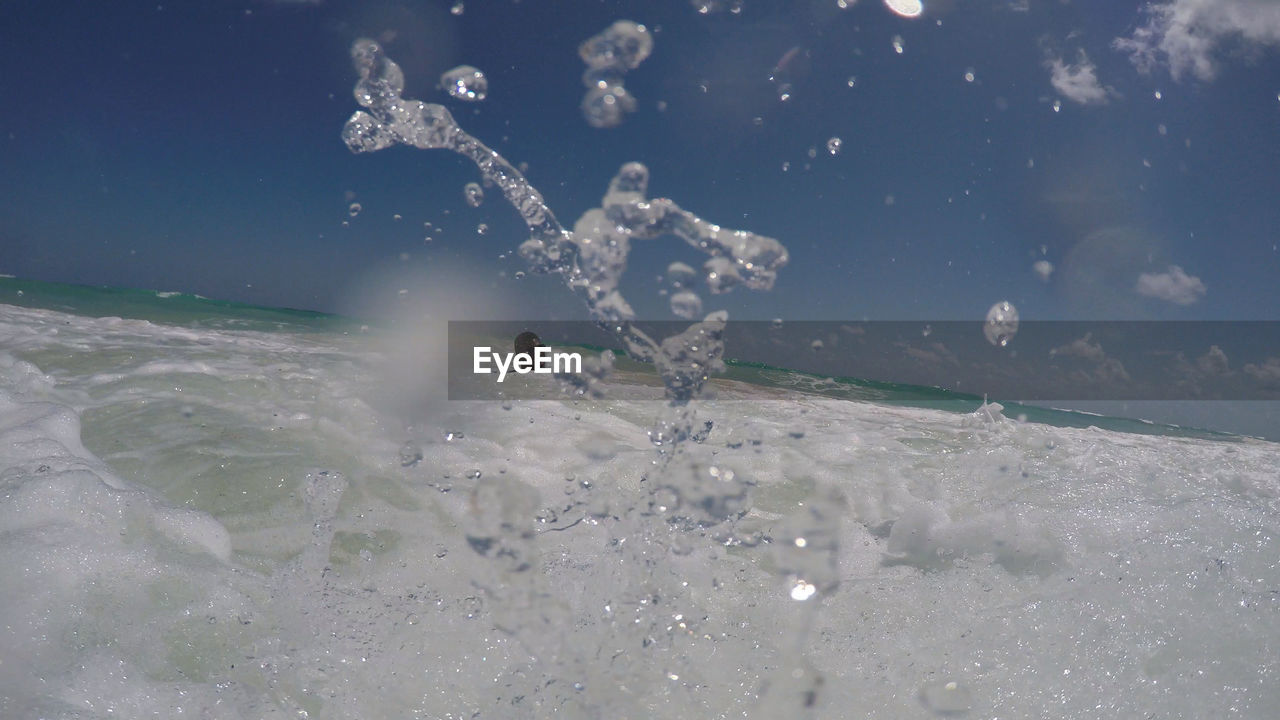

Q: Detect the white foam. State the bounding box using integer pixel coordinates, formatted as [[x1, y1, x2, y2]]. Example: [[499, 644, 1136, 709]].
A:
[[2, 302, 1278, 718]]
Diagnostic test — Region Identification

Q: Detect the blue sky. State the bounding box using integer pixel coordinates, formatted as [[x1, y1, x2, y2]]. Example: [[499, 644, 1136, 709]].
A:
[[2, 0, 1279, 325]]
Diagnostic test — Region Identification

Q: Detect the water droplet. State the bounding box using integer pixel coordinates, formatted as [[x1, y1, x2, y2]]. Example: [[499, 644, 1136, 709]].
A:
[[669, 290, 703, 319], [811, 339, 824, 351], [922, 324, 932, 337], [476, 223, 488, 235], [1052, 99, 1062, 113], [892, 35, 905, 54], [885, 0, 924, 18], [826, 137, 842, 156], [846, 75, 858, 88], [514, 270, 526, 280], [581, 84, 637, 128], [464, 182, 484, 207], [1155, 89, 1163, 100], [348, 202, 362, 217], [450, 1, 464, 15], [441, 65, 487, 101], [1033, 260, 1053, 282], [984, 301, 1020, 347], [964, 68, 975, 83], [790, 579, 817, 601], [578, 21, 651, 127], [771, 318, 784, 329], [919, 679, 973, 716]]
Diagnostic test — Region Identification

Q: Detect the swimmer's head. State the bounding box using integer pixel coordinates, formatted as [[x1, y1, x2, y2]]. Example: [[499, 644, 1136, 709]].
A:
[[514, 331, 542, 358]]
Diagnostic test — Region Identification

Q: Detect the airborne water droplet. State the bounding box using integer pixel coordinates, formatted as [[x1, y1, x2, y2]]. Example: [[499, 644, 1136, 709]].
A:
[[826, 137, 842, 156], [441, 65, 488, 101], [348, 202, 362, 217], [464, 182, 484, 207], [984, 301, 1020, 347]]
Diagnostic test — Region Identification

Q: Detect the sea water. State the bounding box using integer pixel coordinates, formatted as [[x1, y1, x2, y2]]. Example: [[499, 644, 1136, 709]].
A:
[[1, 291, 1278, 718], [3, 32, 1279, 720]]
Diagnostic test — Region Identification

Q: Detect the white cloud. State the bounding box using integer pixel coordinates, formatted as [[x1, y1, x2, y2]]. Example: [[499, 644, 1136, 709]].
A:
[[1135, 265, 1206, 305], [1045, 50, 1114, 105], [1049, 333, 1131, 384], [1050, 332, 1108, 363], [1196, 345, 1230, 375], [1114, 0, 1280, 81], [1244, 356, 1280, 387]]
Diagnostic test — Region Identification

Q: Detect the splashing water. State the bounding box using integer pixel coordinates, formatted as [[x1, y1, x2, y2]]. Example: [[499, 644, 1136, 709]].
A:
[[440, 64, 488, 102], [578, 20, 652, 128], [342, 38, 824, 715]]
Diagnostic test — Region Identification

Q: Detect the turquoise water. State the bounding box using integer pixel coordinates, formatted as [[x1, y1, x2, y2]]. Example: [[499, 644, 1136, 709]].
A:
[[1, 276, 1236, 441]]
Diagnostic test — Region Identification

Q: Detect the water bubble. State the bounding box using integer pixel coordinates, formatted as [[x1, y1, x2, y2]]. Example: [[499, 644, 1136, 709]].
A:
[[1052, 99, 1062, 113], [514, 270, 526, 280], [964, 68, 975, 83], [811, 339, 824, 351], [477, 223, 488, 235], [393, 213, 402, 221], [846, 75, 858, 88], [464, 182, 484, 207], [348, 202, 362, 217], [450, 1, 464, 15], [441, 65, 487, 101], [892, 35, 905, 54], [984, 301, 1020, 347], [826, 137, 842, 155], [807, 146, 818, 159], [771, 318, 784, 329]]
